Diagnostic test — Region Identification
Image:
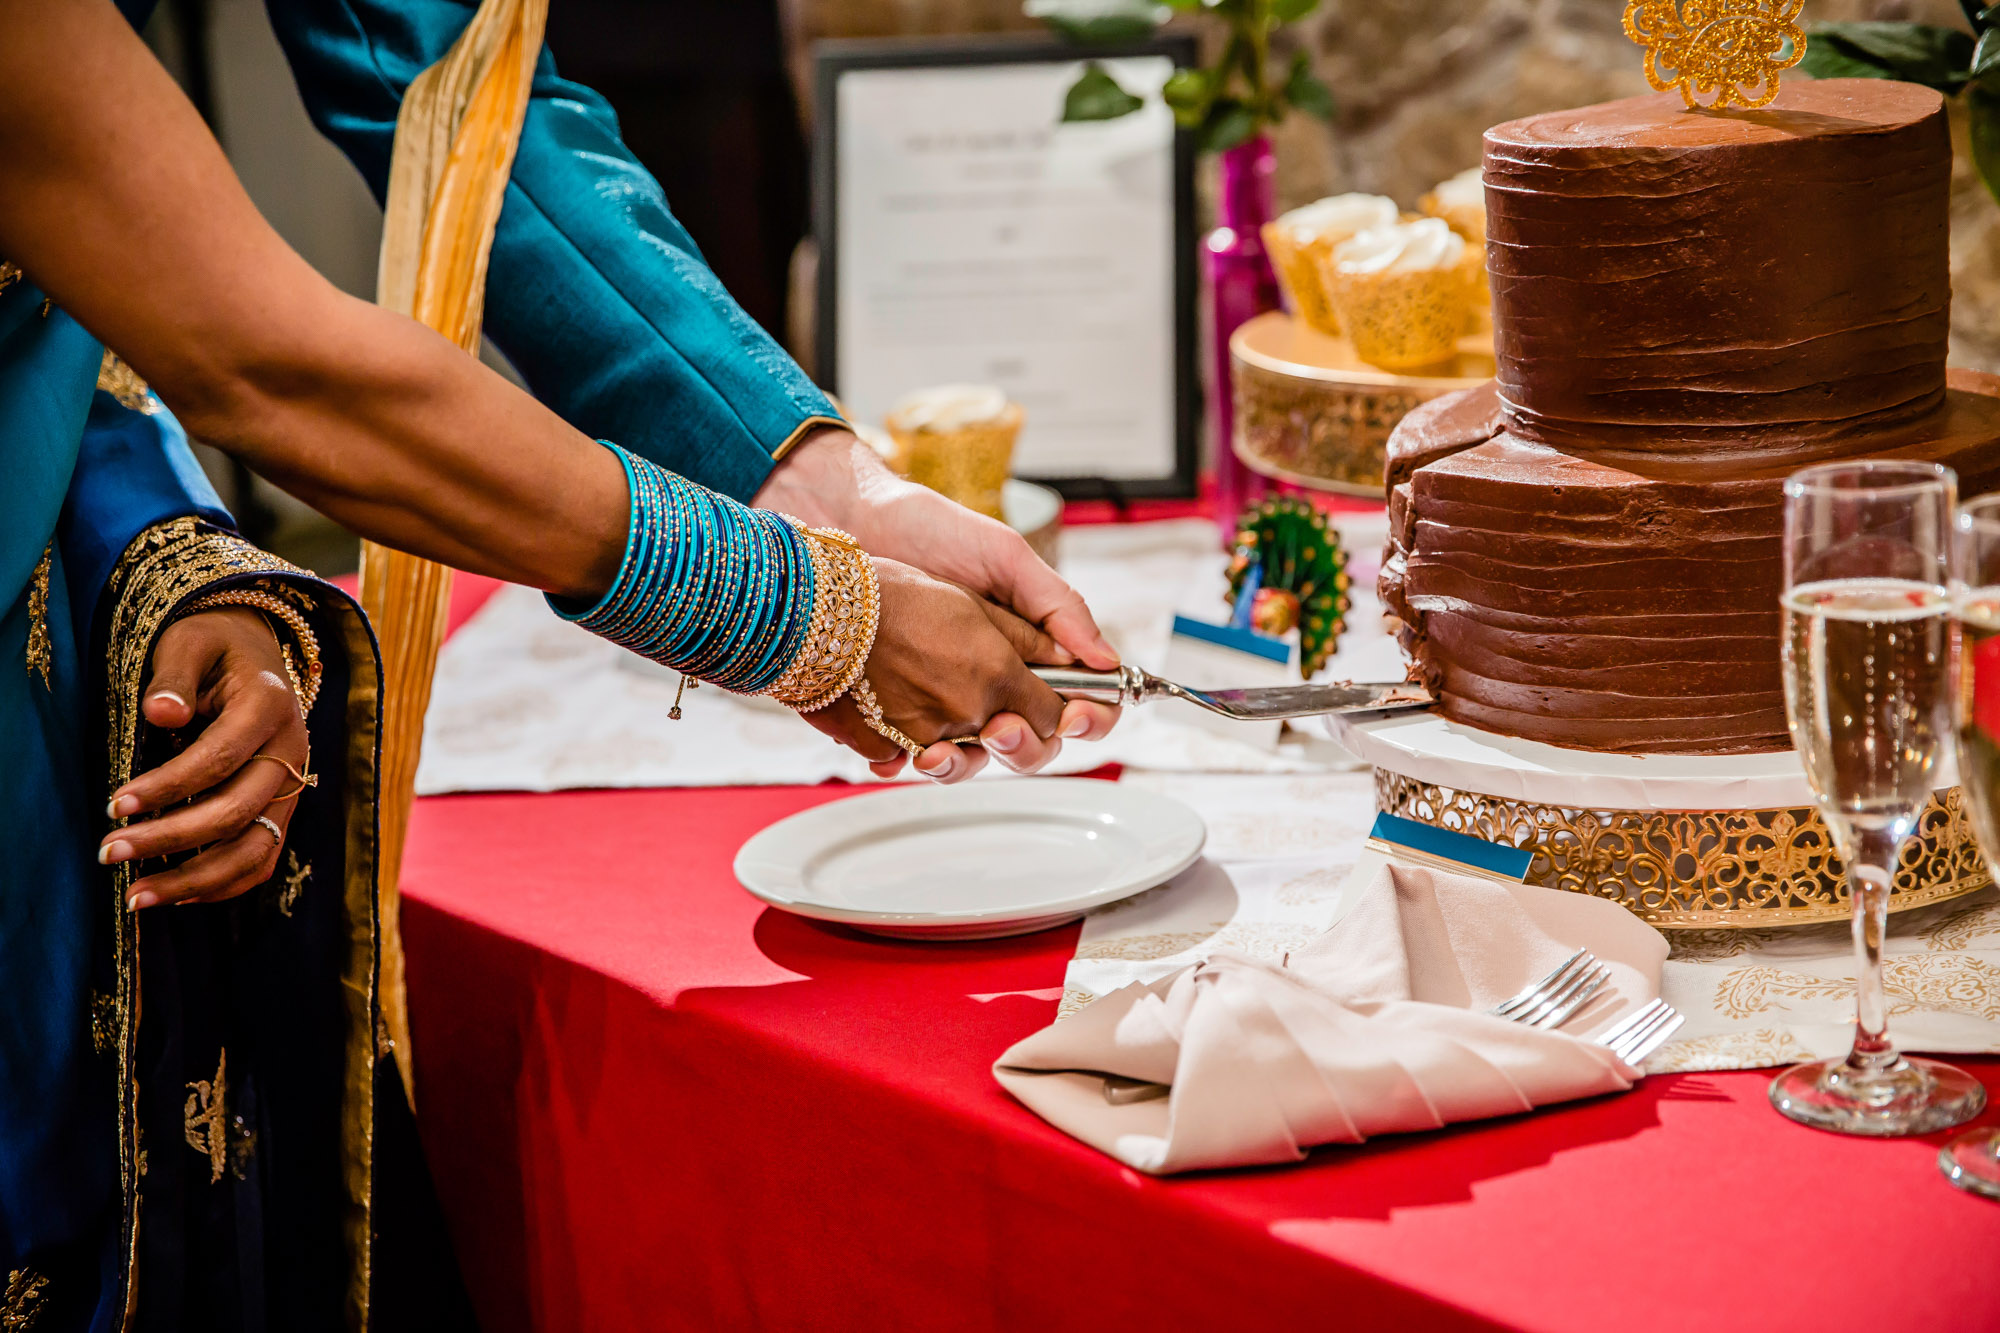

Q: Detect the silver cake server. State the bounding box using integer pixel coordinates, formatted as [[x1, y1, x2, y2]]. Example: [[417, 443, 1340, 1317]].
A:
[[1030, 665, 1432, 722]]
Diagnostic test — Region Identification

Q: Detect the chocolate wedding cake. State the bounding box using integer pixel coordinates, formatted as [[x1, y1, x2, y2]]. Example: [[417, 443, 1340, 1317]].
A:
[[1380, 78, 2000, 755]]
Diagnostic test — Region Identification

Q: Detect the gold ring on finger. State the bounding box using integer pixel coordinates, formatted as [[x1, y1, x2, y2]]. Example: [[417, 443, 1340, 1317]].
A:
[[251, 751, 317, 802]]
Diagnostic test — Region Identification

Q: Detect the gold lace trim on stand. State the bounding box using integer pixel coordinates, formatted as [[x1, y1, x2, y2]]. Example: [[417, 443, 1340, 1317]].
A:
[[1375, 770, 1991, 928]]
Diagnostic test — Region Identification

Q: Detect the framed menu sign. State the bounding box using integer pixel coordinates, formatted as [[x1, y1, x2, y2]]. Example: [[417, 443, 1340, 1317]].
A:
[[813, 35, 1199, 498]]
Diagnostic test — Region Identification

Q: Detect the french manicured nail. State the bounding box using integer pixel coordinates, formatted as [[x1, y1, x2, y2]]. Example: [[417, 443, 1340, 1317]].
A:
[[107, 794, 140, 819], [1060, 714, 1091, 739], [1093, 636, 1120, 665], [99, 840, 134, 866], [915, 749, 951, 777], [126, 890, 157, 911], [147, 690, 186, 710], [987, 726, 1023, 755]]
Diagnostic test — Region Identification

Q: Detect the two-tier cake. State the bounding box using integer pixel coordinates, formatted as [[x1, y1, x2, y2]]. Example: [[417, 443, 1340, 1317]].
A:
[[1380, 78, 2000, 755]]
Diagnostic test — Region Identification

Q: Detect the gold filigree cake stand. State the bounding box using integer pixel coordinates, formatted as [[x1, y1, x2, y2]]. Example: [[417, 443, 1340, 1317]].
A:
[[1230, 311, 1495, 496], [1332, 713, 1991, 929]]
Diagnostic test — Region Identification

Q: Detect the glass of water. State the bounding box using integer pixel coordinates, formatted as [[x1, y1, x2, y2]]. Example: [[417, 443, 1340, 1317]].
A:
[[1772, 460, 1987, 1136], [1941, 494, 2000, 1196]]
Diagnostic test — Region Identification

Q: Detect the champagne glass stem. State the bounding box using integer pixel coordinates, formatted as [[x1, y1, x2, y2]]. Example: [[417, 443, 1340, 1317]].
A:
[[1843, 827, 1900, 1078]]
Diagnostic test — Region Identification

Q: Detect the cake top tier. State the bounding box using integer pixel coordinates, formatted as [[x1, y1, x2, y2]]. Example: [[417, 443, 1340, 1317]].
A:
[[1487, 76, 1941, 154], [1483, 79, 1950, 473]]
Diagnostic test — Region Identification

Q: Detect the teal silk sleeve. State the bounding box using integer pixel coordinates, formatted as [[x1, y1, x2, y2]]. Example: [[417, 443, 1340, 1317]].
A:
[[264, 0, 841, 502]]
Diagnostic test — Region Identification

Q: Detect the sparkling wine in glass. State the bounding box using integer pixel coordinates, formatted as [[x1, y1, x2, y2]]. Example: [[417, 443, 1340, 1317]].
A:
[[1940, 495, 2000, 1198], [1771, 461, 1987, 1136]]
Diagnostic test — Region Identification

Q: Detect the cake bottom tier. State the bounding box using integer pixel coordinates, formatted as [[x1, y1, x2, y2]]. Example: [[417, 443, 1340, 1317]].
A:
[[1381, 371, 2000, 754]]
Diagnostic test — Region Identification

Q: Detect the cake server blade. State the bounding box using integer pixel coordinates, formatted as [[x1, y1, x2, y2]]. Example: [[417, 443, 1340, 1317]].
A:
[[1030, 665, 1432, 722]]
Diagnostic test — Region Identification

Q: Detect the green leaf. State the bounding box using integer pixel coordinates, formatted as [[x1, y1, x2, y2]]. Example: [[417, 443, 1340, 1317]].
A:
[[1061, 62, 1147, 121], [1162, 67, 1213, 126], [1806, 22, 1974, 92], [1271, 0, 1320, 22], [1975, 27, 2000, 90], [1982, 6, 2000, 30], [1281, 49, 1335, 120], [1971, 86, 2000, 208], [1025, 0, 1168, 44], [1801, 37, 1906, 81], [1197, 98, 1258, 153]]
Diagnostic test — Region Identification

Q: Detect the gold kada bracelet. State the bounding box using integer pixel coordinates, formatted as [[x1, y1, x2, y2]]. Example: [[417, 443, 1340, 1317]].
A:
[[764, 523, 880, 713]]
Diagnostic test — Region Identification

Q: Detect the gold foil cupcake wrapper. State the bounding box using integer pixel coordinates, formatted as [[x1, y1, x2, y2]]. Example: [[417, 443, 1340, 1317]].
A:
[[887, 402, 1022, 521], [1324, 262, 1471, 372], [1262, 223, 1343, 337]]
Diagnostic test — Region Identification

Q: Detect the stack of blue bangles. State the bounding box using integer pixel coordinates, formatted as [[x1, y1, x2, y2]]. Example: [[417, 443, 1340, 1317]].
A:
[[549, 441, 820, 697]]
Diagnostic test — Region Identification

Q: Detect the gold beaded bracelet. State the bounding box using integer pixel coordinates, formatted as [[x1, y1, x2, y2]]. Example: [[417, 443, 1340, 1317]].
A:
[[181, 587, 323, 715], [850, 678, 924, 758], [764, 523, 880, 714]]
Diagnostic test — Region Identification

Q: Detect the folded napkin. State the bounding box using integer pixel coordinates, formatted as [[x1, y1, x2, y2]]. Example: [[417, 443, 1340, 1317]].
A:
[[994, 862, 1670, 1173]]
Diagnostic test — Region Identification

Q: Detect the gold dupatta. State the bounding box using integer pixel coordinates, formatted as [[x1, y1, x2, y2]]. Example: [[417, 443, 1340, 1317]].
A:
[[361, 0, 548, 1103]]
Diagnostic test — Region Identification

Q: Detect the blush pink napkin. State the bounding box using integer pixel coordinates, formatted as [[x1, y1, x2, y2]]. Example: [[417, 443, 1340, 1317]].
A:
[[994, 862, 1669, 1174]]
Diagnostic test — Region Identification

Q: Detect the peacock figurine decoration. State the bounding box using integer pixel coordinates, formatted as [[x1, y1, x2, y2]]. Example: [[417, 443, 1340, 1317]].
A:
[[1224, 495, 1350, 679]]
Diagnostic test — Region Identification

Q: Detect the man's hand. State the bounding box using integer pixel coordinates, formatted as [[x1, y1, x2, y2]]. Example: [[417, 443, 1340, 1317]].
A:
[[98, 608, 309, 909], [754, 427, 1122, 777]]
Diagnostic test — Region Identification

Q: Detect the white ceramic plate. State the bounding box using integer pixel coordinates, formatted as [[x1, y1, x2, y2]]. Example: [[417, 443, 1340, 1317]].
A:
[[733, 778, 1206, 939]]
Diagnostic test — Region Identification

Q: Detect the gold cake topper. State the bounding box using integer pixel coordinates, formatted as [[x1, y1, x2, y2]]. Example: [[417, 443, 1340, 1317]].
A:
[[1623, 0, 1807, 111]]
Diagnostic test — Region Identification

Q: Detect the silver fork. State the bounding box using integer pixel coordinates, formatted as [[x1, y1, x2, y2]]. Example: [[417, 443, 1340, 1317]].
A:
[[1591, 998, 1686, 1068], [1493, 950, 1685, 1066], [1489, 948, 1612, 1031]]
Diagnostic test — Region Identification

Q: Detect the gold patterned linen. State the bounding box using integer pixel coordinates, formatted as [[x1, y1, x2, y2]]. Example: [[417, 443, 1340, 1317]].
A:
[[1376, 771, 1989, 927], [1062, 774, 2000, 1077]]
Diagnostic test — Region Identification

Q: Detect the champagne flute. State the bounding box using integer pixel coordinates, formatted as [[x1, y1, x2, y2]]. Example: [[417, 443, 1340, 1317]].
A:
[[1941, 494, 2000, 1197], [1772, 461, 1987, 1136]]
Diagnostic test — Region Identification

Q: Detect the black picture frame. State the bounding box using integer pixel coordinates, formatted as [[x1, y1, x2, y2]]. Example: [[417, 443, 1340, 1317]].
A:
[[812, 33, 1200, 501]]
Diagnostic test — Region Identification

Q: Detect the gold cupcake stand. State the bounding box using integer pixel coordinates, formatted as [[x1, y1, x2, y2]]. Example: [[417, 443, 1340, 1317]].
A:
[[1229, 311, 1494, 496], [1328, 713, 1991, 930]]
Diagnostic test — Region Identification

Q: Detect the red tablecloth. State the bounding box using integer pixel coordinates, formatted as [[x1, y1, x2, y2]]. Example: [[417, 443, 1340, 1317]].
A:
[[399, 573, 2000, 1333]]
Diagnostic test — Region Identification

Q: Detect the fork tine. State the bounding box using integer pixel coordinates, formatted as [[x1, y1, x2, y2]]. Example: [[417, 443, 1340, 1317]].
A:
[[1609, 1005, 1680, 1065], [1619, 1011, 1686, 1068], [1520, 958, 1603, 1027], [1530, 966, 1610, 1030], [1595, 998, 1665, 1049], [1492, 948, 1586, 1017]]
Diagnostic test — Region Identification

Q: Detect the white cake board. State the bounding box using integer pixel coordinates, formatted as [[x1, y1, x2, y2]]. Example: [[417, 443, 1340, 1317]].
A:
[[1319, 711, 1957, 813]]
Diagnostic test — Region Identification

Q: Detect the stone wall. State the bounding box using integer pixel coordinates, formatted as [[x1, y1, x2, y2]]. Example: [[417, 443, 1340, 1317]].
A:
[[1274, 0, 2000, 370]]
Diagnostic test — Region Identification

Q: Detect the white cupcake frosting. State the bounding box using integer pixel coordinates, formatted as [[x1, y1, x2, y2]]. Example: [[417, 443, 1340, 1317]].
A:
[[888, 383, 1010, 432], [1273, 192, 1398, 244], [1334, 218, 1466, 276], [1430, 166, 1484, 213]]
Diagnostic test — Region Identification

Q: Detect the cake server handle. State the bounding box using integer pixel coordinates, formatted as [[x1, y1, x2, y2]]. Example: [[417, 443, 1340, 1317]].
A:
[[1028, 665, 1155, 706]]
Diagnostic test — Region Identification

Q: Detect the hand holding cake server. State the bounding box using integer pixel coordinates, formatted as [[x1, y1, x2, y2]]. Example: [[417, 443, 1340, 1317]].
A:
[[0, 0, 1119, 799]]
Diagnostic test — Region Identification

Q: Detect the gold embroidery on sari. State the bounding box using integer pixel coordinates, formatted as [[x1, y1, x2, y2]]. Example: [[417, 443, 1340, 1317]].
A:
[[183, 1049, 229, 1186], [95, 352, 158, 414], [25, 545, 51, 689], [90, 991, 117, 1056], [0, 262, 19, 298], [277, 852, 311, 917], [2, 1268, 48, 1330]]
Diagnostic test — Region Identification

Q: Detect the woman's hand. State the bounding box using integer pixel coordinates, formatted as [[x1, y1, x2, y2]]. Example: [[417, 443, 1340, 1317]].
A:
[[97, 607, 310, 909], [754, 428, 1123, 755], [800, 559, 1074, 783]]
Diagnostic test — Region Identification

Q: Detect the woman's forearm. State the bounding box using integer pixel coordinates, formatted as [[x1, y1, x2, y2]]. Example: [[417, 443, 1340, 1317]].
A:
[[0, 0, 623, 601]]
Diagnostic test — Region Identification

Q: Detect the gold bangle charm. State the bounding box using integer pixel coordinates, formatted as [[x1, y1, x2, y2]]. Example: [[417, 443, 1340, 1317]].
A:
[[183, 587, 323, 714], [764, 524, 881, 713], [850, 678, 924, 758]]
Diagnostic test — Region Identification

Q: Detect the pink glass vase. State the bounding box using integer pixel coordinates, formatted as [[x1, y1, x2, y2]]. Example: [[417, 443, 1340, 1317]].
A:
[[1205, 134, 1282, 545]]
